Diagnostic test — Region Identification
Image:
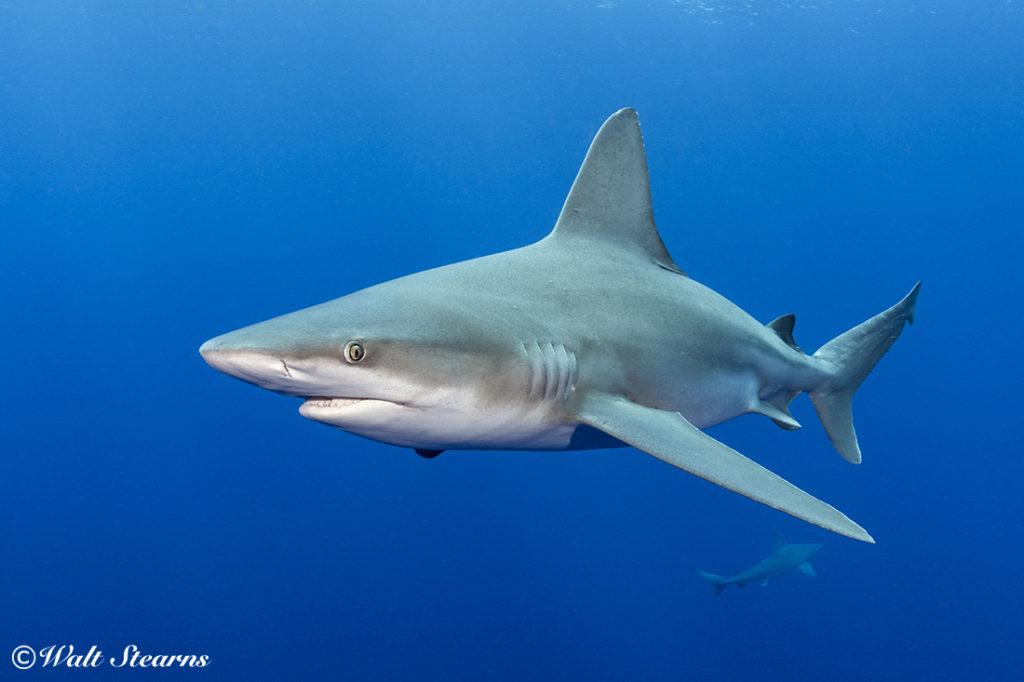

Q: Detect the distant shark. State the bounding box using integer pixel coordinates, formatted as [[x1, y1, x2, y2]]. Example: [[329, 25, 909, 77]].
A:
[[200, 108, 918, 543], [697, 534, 823, 597]]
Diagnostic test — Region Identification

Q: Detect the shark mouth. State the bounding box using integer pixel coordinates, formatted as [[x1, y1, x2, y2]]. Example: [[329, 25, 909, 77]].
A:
[[298, 397, 371, 423], [301, 397, 367, 410], [298, 397, 408, 425]]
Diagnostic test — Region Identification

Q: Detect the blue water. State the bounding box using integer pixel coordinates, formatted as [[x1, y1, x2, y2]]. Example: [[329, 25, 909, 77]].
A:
[[2, 2, 1021, 679]]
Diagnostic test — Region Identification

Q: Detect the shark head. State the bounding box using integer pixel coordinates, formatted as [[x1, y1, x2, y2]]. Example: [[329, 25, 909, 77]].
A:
[[199, 272, 569, 450]]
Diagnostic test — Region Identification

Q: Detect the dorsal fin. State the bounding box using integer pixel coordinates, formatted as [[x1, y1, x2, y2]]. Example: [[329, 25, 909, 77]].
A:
[[772, 532, 788, 552], [548, 108, 684, 275], [767, 314, 800, 352]]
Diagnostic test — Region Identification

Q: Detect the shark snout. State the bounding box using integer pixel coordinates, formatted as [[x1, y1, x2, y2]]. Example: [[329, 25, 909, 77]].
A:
[[200, 338, 296, 392], [199, 329, 361, 398]]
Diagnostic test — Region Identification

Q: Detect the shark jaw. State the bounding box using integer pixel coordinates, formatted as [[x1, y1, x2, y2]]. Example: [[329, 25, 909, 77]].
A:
[[301, 397, 368, 409], [297, 396, 410, 429]]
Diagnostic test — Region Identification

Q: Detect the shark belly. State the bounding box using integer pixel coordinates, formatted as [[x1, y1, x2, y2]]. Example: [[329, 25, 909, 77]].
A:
[[671, 369, 763, 429], [342, 401, 581, 451]]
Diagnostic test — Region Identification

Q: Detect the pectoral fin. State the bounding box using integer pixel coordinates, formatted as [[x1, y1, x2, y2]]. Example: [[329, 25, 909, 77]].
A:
[[798, 562, 817, 578], [575, 393, 874, 543]]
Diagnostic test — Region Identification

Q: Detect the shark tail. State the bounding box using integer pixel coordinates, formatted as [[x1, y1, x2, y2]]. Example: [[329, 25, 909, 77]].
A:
[[810, 283, 921, 464], [696, 569, 729, 597]]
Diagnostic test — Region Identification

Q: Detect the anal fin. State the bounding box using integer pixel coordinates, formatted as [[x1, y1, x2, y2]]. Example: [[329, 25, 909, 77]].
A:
[[753, 397, 801, 431]]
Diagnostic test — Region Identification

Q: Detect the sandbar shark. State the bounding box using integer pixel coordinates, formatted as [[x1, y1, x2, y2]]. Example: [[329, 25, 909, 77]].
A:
[[697, 534, 823, 596], [199, 108, 918, 543]]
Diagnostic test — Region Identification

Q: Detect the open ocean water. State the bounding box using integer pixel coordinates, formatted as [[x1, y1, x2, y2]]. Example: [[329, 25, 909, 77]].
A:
[[2, 2, 1022, 680]]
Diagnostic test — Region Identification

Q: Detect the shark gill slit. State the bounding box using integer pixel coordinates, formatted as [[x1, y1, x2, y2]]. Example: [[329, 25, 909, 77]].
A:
[[522, 341, 577, 404]]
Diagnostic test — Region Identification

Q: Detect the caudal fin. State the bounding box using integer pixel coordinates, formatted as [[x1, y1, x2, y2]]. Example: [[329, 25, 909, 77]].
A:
[[696, 569, 730, 597], [810, 283, 921, 464]]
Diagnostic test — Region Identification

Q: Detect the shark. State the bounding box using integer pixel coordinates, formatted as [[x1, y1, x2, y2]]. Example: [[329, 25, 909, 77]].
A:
[[696, 534, 823, 597], [199, 108, 919, 543]]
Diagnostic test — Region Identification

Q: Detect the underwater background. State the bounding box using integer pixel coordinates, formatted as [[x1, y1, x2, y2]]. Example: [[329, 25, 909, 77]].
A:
[[2, 1, 1021, 679]]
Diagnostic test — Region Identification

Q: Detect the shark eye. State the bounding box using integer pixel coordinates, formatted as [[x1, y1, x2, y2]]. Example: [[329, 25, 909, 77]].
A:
[[344, 341, 366, 364]]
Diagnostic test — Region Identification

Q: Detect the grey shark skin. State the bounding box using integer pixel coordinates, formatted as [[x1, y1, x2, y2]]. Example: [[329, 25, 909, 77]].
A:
[[200, 108, 919, 543], [696, 534, 823, 597]]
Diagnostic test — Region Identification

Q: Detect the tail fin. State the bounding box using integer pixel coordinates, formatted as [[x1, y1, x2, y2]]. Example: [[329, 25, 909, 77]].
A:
[[696, 569, 730, 597], [810, 283, 921, 464]]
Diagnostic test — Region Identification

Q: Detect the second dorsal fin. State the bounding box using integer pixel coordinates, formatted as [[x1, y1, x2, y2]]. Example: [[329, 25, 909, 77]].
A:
[[767, 314, 800, 352], [548, 108, 684, 275]]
